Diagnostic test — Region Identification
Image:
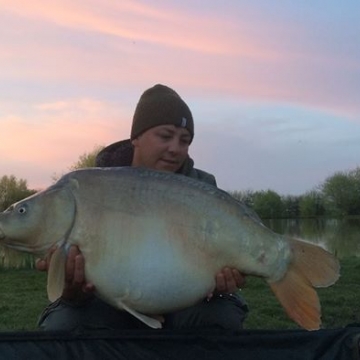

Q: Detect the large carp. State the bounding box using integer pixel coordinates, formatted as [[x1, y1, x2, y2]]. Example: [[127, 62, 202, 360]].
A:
[[0, 167, 339, 330]]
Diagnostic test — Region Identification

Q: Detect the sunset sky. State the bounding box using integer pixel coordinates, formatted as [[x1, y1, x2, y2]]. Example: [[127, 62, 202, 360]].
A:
[[1, 1, 359, 195]]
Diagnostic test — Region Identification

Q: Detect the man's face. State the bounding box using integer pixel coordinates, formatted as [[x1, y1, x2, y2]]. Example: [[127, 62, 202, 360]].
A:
[[131, 124, 192, 172]]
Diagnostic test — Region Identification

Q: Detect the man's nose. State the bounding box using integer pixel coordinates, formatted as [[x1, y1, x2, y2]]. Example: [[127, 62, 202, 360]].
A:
[[167, 139, 181, 153]]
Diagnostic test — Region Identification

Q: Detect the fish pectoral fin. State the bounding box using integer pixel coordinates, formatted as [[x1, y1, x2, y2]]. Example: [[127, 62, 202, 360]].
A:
[[47, 247, 66, 302], [117, 300, 163, 329]]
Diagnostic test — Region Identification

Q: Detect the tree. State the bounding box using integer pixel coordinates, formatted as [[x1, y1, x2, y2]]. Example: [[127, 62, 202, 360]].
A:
[[252, 190, 284, 219], [299, 190, 325, 218], [52, 145, 105, 182], [0, 175, 36, 211], [321, 171, 359, 216], [230, 189, 255, 209], [69, 145, 105, 170], [282, 195, 301, 218], [347, 167, 360, 215]]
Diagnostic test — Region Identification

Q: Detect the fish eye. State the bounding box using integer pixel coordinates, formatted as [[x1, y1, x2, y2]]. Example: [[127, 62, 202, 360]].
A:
[[17, 206, 27, 214]]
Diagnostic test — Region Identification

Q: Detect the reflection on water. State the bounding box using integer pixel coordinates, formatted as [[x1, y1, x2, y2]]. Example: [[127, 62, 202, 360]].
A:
[[263, 217, 360, 259]]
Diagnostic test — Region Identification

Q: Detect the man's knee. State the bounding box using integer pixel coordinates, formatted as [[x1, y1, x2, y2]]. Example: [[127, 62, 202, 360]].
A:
[[164, 293, 248, 330]]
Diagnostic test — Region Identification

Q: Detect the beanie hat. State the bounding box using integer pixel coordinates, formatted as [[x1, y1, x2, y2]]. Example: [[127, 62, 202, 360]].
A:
[[130, 84, 194, 141]]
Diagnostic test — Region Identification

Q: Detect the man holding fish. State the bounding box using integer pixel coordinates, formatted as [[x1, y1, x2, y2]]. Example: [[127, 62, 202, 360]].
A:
[[36, 84, 249, 331]]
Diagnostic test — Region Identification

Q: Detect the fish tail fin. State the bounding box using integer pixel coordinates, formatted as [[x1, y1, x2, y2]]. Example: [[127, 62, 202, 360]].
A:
[[288, 238, 340, 287], [269, 238, 340, 330]]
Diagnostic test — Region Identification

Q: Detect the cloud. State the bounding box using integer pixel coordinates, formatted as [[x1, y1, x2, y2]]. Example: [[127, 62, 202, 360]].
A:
[[1, 1, 360, 195], [0, 98, 132, 188], [1, 0, 255, 55], [1, 0, 359, 120]]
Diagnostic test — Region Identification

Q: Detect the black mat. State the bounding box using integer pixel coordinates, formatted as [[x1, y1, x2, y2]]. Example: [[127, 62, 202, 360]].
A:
[[1, 325, 360, 360]]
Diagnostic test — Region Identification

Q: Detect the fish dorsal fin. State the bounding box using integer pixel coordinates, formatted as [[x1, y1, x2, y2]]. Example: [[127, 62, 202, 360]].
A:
[[47, 247, 66, 302], [117, 300, 163, 329]]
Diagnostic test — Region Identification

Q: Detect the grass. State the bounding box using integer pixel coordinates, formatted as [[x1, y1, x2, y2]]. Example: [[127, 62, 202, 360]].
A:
[[0, 269, 48, 331], [1, 257, 359, 331]]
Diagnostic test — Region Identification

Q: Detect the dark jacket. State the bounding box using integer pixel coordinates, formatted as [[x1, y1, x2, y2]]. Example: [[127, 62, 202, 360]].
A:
[[95, 139, 217, 186]]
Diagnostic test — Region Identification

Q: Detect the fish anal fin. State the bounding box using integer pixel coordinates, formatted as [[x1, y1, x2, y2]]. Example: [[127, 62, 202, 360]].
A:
[[47, 247, 66, 302], [117, 300, 163, 329], [269, 264, 321, 331], [288, 238, 340, 287]]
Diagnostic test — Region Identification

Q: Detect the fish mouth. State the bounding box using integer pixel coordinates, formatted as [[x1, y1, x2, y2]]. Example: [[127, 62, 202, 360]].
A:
[[0, 240, 41, 254]]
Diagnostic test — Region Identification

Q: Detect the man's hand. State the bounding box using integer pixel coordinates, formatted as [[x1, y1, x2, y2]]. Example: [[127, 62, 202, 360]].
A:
[[215, 267, 245, 293], [61, 246, 95, 300], [35, 245, 57, 272], [207, 267, 246, 300], [35, 245, 95, 301]]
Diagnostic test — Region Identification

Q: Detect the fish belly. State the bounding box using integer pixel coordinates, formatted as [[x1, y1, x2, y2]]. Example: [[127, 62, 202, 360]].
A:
[[80, 228, 217, 314]]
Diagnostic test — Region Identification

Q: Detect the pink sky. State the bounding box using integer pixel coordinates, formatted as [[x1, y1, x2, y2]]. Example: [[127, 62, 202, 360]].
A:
[[1, 1, 360, 194]]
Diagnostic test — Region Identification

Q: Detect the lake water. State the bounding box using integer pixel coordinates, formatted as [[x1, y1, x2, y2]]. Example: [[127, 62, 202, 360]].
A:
[[263, 217, 360, 259]]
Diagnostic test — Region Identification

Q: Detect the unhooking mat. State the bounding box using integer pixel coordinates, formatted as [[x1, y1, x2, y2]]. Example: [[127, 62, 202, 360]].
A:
[[0, 325, 360, 360]]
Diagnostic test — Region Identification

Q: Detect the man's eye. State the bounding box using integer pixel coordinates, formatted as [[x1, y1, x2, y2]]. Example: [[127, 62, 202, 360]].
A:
[[159, 134, 171, 140], [181, 139, 191, 145]]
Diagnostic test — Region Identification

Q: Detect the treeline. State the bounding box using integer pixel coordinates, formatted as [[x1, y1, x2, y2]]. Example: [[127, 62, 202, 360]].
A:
[[231, 166, 360, 219], [1, 165, 360, 218], [0, 175, 36, 211], [0, 145, 103, 212]]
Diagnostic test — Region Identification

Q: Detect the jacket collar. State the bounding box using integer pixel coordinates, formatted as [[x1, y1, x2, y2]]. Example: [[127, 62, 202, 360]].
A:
[[95, 139, 195, 175]]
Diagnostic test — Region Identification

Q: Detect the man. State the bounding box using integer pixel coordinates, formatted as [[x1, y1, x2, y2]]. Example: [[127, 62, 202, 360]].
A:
[[37, 84, 248, 331]]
